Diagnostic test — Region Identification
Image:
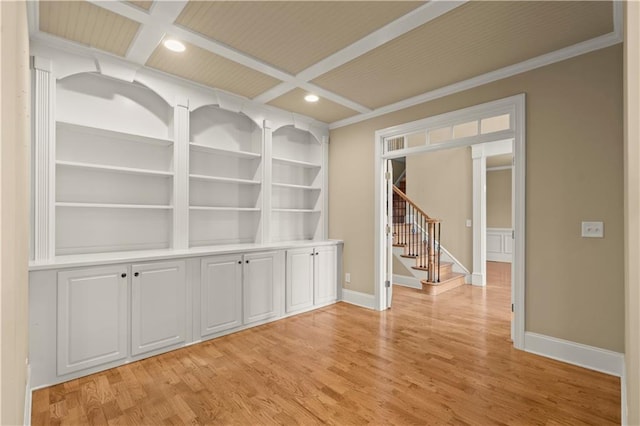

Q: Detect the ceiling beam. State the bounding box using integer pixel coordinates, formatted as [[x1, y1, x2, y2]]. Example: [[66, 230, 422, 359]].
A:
[[125, 1, 188, 64], [255, 1, 467, 106], [330, 25, 624, 128], [296, 1, 467, 83], [86, 0, 466, 115]]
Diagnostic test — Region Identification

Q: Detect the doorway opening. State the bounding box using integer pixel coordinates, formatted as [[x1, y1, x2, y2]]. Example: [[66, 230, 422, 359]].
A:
[[374, 94, 525, 349]]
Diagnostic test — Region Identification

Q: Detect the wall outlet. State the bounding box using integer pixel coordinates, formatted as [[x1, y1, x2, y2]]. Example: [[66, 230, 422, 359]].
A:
[[345, 273, 351, 283], [581, 221, 604, 238], [466, 219, 472, 228]]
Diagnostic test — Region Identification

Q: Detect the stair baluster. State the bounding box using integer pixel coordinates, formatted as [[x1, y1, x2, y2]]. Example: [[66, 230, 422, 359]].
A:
[[392, 185, 443, 285]]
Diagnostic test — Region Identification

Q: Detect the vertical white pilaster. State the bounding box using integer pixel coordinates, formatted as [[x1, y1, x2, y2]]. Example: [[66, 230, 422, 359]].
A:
[[321, 136, 329, 240], [173, 97, 189, 249], [32, 57, 55, 262], [472, 145, 487, 286], [262, 120, 272, 244]]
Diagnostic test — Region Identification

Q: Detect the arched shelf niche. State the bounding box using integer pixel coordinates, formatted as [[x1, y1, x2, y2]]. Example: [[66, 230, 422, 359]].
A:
[[188, 105, 264, 248], [54, 72, 175, 256], [271, 125, 324, 242]]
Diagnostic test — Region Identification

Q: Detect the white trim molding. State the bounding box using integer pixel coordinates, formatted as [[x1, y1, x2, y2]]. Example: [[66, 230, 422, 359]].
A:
[[393, 275, 422, 289], [28, 0, 621, 130], [375, 94, 526, 347], [331, 1, 623, 130], [621, 362, 627, 425], [524, 332, 624, 377], [341, 289, 376, 310], [31, 57, 56, 262], [24, 364, 32, 426]]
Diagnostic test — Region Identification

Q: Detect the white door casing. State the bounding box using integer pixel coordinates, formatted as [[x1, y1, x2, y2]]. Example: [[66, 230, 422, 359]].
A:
[[374, 94, 526, 350]]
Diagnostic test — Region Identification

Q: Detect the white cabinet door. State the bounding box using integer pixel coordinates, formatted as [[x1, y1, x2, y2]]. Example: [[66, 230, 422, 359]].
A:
[[201, 255, 242, 337], [243, 251, 281, 324], [131, 261, 186, 356], [314, 246, 337, 305], [285, 248, 314, 313], [57, 265, 128, 375]]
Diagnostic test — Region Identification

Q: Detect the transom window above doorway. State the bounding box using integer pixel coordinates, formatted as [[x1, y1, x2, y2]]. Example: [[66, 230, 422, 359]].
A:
[[384, 112, 511, 154]]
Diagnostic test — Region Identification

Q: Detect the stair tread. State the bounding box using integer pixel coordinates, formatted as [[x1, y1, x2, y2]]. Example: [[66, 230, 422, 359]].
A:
[[421, 272, 465, 286], [411, 262, 453, 272], [400, 254, 418, 259], [420, 273, 466, 295]]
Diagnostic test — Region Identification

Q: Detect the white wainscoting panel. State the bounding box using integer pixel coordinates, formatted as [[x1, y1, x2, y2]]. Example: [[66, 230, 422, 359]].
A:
[[487, 228, 513, 263]]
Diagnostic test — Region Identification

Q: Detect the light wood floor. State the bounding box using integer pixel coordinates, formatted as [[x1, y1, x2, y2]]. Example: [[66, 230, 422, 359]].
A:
[[32, 262, 620, 425]]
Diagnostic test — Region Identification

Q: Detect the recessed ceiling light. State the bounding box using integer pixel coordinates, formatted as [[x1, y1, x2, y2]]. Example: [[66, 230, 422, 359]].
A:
[[163, 39, 186, 53], [304, 94, 319, 103]]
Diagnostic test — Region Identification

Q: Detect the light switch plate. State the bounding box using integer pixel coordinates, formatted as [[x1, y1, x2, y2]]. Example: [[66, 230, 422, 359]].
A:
[[466, 219, 472, 228], [581, 221, 604, 238], [345, 273, 351, 283]]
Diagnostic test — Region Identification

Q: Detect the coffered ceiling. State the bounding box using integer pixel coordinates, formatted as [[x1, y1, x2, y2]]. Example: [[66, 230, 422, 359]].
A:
[[31, 1, 621, 128]]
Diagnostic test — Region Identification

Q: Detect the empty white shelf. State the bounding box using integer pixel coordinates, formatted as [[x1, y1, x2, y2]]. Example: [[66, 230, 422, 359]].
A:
[[56, 202, 173, 210], [189, 174, 261, 185], [190, 206, 260, 211], [189, 143, 261, 159], [272, 156, 321, 168], [57, 121, 173, 147], [272, 182, 321, 190], [272, 208, 321, 213], [56, 160, 174, 177]]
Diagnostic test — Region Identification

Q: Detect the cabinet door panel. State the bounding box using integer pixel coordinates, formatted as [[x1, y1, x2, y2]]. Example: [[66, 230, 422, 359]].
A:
[[314, 246, 337, 305], [286, 248, 314, 313], [57, 265, 127, 375], [131, 261, 186, 356], [201, 255, 242, 337], [243, 252, 281, 324]]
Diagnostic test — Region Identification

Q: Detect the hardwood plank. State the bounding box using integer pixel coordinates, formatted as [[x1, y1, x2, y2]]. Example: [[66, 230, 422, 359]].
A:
[[32, 262, 620, 424]]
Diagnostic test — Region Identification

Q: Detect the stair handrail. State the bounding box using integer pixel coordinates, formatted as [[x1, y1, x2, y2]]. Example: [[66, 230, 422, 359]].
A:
[[394, 169, 407, 187], [392, 185, 442, 283], [392, 186, 438, 223]]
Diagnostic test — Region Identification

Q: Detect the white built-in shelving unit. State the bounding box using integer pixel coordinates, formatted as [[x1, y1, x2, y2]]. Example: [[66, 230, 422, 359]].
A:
[[189, 106, 263, 247], [271, 126, 324, 242], [30, 50, 330, 264], [54, 73, 175, 256], [28, 44, 340, 391]]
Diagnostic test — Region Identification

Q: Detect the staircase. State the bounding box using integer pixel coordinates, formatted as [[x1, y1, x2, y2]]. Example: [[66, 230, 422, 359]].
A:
[[392, 185, 466, 295]]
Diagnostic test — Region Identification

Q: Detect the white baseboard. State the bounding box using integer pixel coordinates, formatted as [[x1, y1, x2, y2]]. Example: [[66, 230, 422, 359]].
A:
[[24, 364, 32, 426], [471, 272, 485, 286], [393, 275, 421, 289], [486, 253, 512, 263], [621, 361, 627, 425], [524, 332, 624, 377], [341, 288, 376, 309]]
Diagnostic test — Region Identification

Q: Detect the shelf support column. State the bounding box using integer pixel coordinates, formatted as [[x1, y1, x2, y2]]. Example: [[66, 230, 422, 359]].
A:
[[471, 144, 487, 286], [321, 135, 329, 240], [263, 120, 272, 244], [173, 98, 189, 249], [32, 57, 55, 262]]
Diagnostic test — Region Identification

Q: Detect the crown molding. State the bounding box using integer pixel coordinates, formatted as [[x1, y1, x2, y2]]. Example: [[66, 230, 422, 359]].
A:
[[329, 1, 623, 129]]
